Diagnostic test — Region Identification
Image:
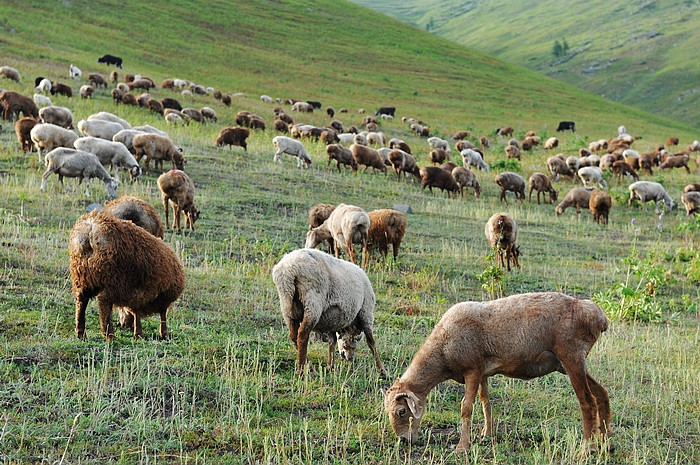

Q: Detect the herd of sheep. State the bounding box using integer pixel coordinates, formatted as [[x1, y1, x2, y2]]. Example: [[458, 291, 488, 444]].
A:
[[2, 58, 700, 455]]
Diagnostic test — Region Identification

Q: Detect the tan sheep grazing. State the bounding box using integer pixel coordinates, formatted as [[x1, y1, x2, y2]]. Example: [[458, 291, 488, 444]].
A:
[[659, 154, 690, 173], [494, 171, 526, 204], [684, 183, 700, 193], [133, 133, 185, 175], [419, 166, 460, 197], [326, 144, 357, 173], [505, 143, 521, 160], [216, 127, 249, 151], [485, 212, 520, 271], [0, 90, 39, 121], [528, 172, 558, 204], [611, 160, 639, 182], [589, 189, 612, 225], [384, 292, 611, 453], [389, 149, 420, 181], [14, 116, 38, 152], [0, 65, 21, 83], [665, 136, 679, 147], [69, 212, 185, 341], [367, 209, 407, 262], [429, 148, 449, 165], [544, 137, 559, 150], [556, 187, 593, 218], [479, 136, 490, 148], [305, 203, 370, 267], [681, 191, 700, 217], [451, 166, 481, 198], [157, 170, 200, 231], [546, 155, 575, 181], [350, 143, 387, 173], [104, 195, 164, 238], [79, 85, 94, 99], [496, 126, 514, 137], [308, 203, 336, 254]]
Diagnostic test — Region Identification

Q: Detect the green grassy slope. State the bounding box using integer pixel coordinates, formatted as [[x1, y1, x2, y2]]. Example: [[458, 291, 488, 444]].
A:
[[350, 0, 700, 128], [0, 0, 699, 463]]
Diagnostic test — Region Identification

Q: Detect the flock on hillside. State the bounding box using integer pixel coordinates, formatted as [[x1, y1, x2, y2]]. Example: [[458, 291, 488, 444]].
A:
[[1, 55, 700, 455]]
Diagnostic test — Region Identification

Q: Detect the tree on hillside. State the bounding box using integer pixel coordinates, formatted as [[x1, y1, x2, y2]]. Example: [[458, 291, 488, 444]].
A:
[[552, 40, 563, 58]]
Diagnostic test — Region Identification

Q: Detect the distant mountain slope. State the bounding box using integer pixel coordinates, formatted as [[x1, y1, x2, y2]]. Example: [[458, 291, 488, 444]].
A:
[[351, 0, 700, 128]]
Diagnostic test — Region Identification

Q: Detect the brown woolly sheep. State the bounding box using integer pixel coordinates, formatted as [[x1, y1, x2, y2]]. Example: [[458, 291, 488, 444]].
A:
[[419, 166, 460, 197], [496, 126, 514, 137], [389, 149, 420, 181], [111, 88, 123, 104], [50, 82, 72, 98], [479, 136, 490, 148], [221, 95, 231, 106], [326, 144, 357, 173], [452, 130, 471, 140], [181, 107, 204, 124], [157, 169, 200, 231], [69, 212, 185, 341], [79, 85, 94, 99], [0, 91, 39, 121], [681, 191, 700, 217], [505, 143, 521, 160], [110, 70, 119, 83], [452, 166, 481, 198], [528, 172, 558, 204], [659, 154, 690, 173], [429, 148, 449, 165], [128, 78, 156, 91], [665, 136, 679, 147], [546, 155, 575, 181], [544, 137, 559, 150], [350, 143, 387, 173], [556, 187, 593, 218], [147, 98, 164, 115], [305, 203, 370, 267], [384, 292, 611, 453], [308, 203, 336, 254], [684, 183, 700, 193], [388, 138, 412, 154], [494, 171, 526, 204], [133, 133, 185, 175], [367, 209, 407, 262], [611, 160, 639, 182], [104, 195, 164, 239], [485, 212, 520, 271], [589, 189, 612, 225], [14, 116, 38, 152], [440, 161, 459, 172], [326, 106, 335, 117], [455, 140, 474, 152], [88, 73, 108, 89], [216, 127, 249, 151], [273, 119, 289, 133], [0, 65, 21, 83]]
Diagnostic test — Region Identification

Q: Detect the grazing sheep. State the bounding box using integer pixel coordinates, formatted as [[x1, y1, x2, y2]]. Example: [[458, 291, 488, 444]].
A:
[[182, 107, 204, 124], [485, 212, 520, 271], [528, 172, 558, 204], [41, 148, 118, 198], [427, 136, 451, 154], [566, 155, 580, 173], [74, 136, 141, 182], [146, 98, 164, 115], [132, 124, 168, 137], [455, 140, 474, 152], [221, 95, 231, 106], [157, 169, 200, 231], [165, 112, 185, 125], [556, 187, 593, 218], [273, 119, 289, 133], [546, 155, 575, 181], [260, 94, 273, 103], [496, 126, 514, 137], [69, 212, 184, 341], [49, 81, 72, 98], [0, 90, 39, 121], [308, 203, 336, 254], [505, 143, 521, 160], [271, 248, 386, 376], [14, 116, 38, 152], [272, 135, 312, 168], [628, 181, 674, 213], [0, 65, 21, 83], [681, 191, 700, 217], [33, 93, 52, 107], [665, 136, 679, 147], [589, 189, 612, 225], [419, 166, 460, 197], [452, 130, 471, 140], [128, 78, 156, 91], [133, 133, 185, 175], [306, 203, 370, 267], [494, 171, 526, 204], [452, 166, 481, 197], [440, 161, 459, 172], [388, 138, 412, 154], [543, 137, 558, 150], [88, 73, 108, 89], [110, 70, 119, 83], [367, 209, 407, 262], [611, 160, 639, 182], [326, 106, 335, 117], [111, 88, 124, 104], [326, 144, 357, 173], [216, 127, 250, 151], [35, 78, 52, 94], [389, 149, 420, 181], [384, 292, 611, 452], [659, 154, 690, 173], [39, 105, 73, 129], [161, 97, 182, 111], [460, 148, 489, 172], [77, 119, 125, 141], [201, 107, 218, 123], [578, 166, 608, 190], [479, 136, 490, 148], [30, 123, 79, 163], [366, 131, 386, 147], [429, 148, 449, 165], [350, 143, 387, 173], [69, 64, 81, 80], [103, 195, 164, 239], [112, 129, 146, 154], [79, 85, 94, 99], [684, 183, 700, 193]]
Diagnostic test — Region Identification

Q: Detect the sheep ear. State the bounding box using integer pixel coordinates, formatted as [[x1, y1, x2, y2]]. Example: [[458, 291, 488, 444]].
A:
[[404, 392, 423, 418]]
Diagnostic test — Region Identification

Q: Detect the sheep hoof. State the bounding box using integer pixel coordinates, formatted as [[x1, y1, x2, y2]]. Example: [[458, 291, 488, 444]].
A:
[[453, 442, 469, 454]]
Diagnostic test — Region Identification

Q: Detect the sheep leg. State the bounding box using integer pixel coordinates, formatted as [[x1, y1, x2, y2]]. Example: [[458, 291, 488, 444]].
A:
[[75, 295, 89, 341], [478, 378, 493, 437], [361, 238, 369, 268], [456, 371, 481, 452], [295, 320, 314, 374], [83, 176, 91, 197], [162, 198, 170, 229], [559, 354, 598, 442], [97, 298, 115, 341], [40, 169, 53, 192], [586, 373, 612, 438], [362, 327, 387, 378], [174, 205, 182, 231], [326, 333, 337, 368], [132, 313, 144, 339], [159, 308, 169, 340], [346, 239, 357, 264]]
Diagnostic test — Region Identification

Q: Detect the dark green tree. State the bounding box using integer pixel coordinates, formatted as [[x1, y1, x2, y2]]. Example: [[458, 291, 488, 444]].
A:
[[552, 40, 563, 58]]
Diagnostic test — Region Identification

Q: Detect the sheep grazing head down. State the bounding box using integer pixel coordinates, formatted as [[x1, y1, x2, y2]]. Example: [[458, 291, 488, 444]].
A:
[[384, 388, 424, 444], [336, 328, 364, 361]]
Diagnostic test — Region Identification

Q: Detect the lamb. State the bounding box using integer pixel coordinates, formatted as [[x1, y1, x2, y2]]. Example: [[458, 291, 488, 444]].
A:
[[182, 107, 205, 124], [69, 212, 184, 341], [74, 136, 142, 182], [0, 65, 21, 83], [350, 143, 387, 173], [659, 154, 690, 173], [33, 93, 52, 107], [326, 144, 357, 173], [494, 171, 526, 204], [147, 98, 164, 115], [384, 292, 611, 452], [77, 119, 125, 141], [14, 116, 38, 152], [528, 172, 558, 204], [388, 138, 412, 154], [628, 181, 675, 213], [308, 203, 336, 254], [578, 166, 608, 189], [0, 90, 39, 121], [272, 135, 312, 168], [103, 195, 164, 238], [133, 133, 186, 175], [157, 169, 200, 231], [665, 136, 679, 147], [271, 248, 386, 376], [366, 209, 407, 262], [128, 79, 156, 91], [305, 203, 370, 267], [30, 123, 79, 163], [544, 137, 559, 150], [41, 148, 118, 198], [429, 148, 449, 165], [460, 148, 489, 172], [681, 191, 700, 217], [35, 78, 52, 94], [589, 189, 612, 225], [452, 166, 481, 197], [39, 105, 73, 129], [611, 160, 639, 182], [485, 212, 520, 271], [88, 73, 108, 89], [79, 85, 94, 99], [216, 127, 250, 151], [479, 136, 490, 148], [419, 166, 460, 197], [69, 64, 81, 80], [389, 149, 420, 181], [555, 187, 593, 218]]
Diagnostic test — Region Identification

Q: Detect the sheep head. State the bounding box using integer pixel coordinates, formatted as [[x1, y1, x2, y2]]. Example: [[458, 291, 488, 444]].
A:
[[384, 384, 424, 444], [336, 328, 363, 360]]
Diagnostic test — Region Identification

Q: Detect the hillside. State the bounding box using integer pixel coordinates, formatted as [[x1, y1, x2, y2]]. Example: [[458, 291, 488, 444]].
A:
[[350, 0, 700, 128], [0, 0, 699, 464]]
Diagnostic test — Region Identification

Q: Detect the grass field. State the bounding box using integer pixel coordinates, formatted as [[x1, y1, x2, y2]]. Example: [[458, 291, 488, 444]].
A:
[[0, 0, 699, 463]]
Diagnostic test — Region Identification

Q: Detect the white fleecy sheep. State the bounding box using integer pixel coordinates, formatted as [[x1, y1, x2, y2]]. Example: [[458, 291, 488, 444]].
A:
[[30, 123, 79, 164], [460, 148, 489, 172], [74, 136, 141, 182], [35, 78, 52, 94], [306, 203, 370, 267], [33, 93, 52, 107], [77, 119, 126, 141], [0, 65, 21, 83], [69, 64, 82, 79], [427, 136, 451, 154], [39, 105, 73, 129], [272, 135, 312, 168], [41, 147, 118, 198], [271, 248, 387, 376], [628, 181, 675, 213], [577, 166, 608, 190], [87, 111, 132, 129], [112, 129, 147, 154]]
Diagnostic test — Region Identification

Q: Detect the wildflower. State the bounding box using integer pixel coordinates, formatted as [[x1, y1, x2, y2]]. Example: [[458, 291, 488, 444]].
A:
[[631, 218, 636, 225], [658, 213, 664, 222], [657, 223, 663, 232]]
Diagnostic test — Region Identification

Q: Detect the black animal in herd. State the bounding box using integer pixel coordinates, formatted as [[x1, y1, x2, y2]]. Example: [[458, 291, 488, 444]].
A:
[[556, 121, 576, 132], [375, 106, 396, 117], [97, 54, 123, 69]]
